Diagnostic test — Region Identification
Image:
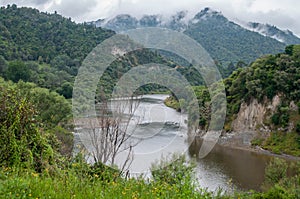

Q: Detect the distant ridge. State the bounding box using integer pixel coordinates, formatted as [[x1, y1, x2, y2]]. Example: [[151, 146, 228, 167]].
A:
[[90, 7, 299, 65]]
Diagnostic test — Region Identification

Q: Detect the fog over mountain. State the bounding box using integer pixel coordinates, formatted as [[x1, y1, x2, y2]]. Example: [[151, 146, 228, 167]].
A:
[[1, 0, 300, 37], [89, 8, 294, 66], [91, 7, 300, 45]]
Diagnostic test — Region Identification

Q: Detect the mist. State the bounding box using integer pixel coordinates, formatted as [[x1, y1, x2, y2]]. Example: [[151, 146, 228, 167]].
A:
[[1, 0, 300, 36]]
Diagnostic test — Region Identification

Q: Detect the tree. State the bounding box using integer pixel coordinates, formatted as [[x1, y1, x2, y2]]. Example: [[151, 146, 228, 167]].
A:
[[56, 81, 73, 99], [75, 96, 140, 175], [5, 61, 30, 82], [14, 80, 71, 128], [0, 55, 7, 75], [285, 45, 294, 56]]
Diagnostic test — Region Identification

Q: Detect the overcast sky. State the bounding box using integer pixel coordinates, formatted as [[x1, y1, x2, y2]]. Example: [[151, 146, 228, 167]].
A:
[[1, 0, 300, 36]]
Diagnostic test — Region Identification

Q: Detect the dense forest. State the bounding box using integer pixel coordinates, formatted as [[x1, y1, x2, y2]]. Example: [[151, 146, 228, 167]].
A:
[[184, 9, 286, 65], [0, 4, 114, 99], [0, 4, 299, 199], [225, 45, 300, 156], [0, 5, 231, 99]]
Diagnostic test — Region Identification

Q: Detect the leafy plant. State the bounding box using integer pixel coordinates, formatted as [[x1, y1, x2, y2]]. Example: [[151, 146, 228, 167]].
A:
[[0, 86, 55, 171], [151, 154, 195, 186]]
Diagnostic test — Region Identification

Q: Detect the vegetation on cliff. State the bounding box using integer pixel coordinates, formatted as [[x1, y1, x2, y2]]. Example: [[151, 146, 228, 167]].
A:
[[165, 45, 300, 156]]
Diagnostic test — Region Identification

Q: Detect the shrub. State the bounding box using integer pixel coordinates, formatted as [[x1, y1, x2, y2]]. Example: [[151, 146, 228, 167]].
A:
[[151, 154, 195, 186], [0, 86, 56, 171], [264, 158, 288, 186], [271, 113, 280, 125], [251, 137, 264, 146]]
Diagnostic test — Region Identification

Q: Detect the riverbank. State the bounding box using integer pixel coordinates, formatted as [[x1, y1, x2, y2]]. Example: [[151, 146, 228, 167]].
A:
[[217, 131, 300, 161], [164, 94, 300, 160]]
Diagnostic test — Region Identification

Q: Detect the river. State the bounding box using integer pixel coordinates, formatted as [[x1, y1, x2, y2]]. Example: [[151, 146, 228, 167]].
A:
[[75, 94, 279, 193]]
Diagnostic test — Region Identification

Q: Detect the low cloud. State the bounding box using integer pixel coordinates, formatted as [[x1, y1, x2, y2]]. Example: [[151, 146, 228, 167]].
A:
[[48, 0, 98, 20], [1, 0, 300, 36]]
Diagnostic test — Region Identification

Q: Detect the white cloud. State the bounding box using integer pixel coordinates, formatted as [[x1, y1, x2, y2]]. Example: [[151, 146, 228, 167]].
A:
[[1, 0, 300, 36]]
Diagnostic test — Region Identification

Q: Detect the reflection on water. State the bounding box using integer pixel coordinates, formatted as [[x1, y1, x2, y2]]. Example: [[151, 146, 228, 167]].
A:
[[189, 139, 271, 191]]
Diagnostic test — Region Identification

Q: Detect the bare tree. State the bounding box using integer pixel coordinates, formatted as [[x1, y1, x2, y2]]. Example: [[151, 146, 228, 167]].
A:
[[76, 95, 141, 175]]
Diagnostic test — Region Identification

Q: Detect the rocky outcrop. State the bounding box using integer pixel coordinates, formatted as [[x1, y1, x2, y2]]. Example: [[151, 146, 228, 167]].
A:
[[231, 95, 281, 132]]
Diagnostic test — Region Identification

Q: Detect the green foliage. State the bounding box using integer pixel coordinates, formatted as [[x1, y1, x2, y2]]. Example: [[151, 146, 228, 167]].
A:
[[164, 95, 180, 111], [14, 80, 71, 127], [46, 126, 74, 157], [257, 158, 300, 199], [225, 45, 300, 127], [185, 13, 285, 66], [151, 154, 195, 186], [262, 132, 300, 156], [56, 81, 73, 99], [285, 45, 294, 56], [251, 137, 264, 146], [0, 55, 7, 75], [1, 153, 298, 198], [265, 158, 288, 186], [271, 113, 280, 125], [0, 5, 114, 62], [5, 61, 31, 82], [0, 85, 55, 171], [0, 78, 71, 128], [271, 105, 290, 127], [296, 122, 300, 134], [0, 5, 115, 99], [0, 154, 216, 199]]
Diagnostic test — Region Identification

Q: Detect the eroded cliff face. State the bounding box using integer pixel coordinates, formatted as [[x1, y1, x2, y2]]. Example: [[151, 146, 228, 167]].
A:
[[231, 95, 281, 132]]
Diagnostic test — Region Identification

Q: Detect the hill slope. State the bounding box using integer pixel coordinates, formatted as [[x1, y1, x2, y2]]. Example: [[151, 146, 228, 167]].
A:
[[93, 8, 289, 65], [0, 4, 114, 62], [0, 5, 202, 98]]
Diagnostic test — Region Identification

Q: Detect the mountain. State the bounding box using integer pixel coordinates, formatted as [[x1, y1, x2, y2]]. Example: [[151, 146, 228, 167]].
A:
[[184, 8, 286, 65], [93, 8, 293, 65], [242, 22, 300, 45]]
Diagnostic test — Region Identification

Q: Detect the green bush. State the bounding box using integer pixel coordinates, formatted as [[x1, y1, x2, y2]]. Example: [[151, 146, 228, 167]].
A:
[[271, 105, 290, 127], [271, 113, 280, 125], [264, 158, 288, 186], [0, 86, 56, 171], [251, 137, 264, 146], [263, 132, 300, 156], [151, 154, 195, 186], [259, 158, 300, 198], [296, 122, 300, 134]]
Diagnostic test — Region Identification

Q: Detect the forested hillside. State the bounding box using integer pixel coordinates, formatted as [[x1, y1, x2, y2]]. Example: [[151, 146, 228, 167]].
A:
[[184, 8, 286, 65], [94, 8, 288, 66], [167, 45, 300, 156], [224, 45, 300, 156], [0, 4, 114, 62], [0, 5, 210, 99], [0, 4, 114, 99]]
